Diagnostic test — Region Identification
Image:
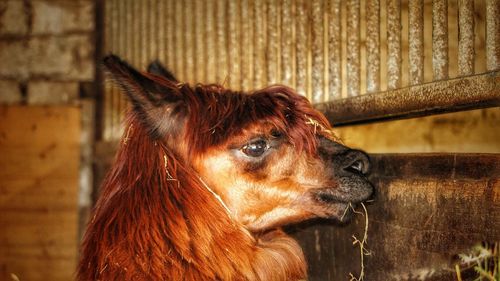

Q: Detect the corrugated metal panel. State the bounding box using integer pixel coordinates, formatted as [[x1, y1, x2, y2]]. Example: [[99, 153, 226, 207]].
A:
[[281, 0, 294, 88], [311, 0, 325, 102], [241, 0, 253, 90], [432, 0, 449, 80], [458, 0, 474, 76], [102, 0, 499, 140], [408, 0, 424, 85], [365, 0, 380, 93], [346, 0, 360, 97], [266, 0, 280, 85], [327, 0, 342, 99], [486, 0, 500, 71], [386, 0, 401, 89], [295, 0, 309, 97]]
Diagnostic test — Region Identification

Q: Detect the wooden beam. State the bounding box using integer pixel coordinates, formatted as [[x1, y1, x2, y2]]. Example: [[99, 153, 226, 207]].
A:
[[315, 71, 500, 126]]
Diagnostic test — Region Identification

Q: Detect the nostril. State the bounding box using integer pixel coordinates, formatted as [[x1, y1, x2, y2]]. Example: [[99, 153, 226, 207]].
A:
[[350, 160, 364, 173], [343, 150, 371, 175]]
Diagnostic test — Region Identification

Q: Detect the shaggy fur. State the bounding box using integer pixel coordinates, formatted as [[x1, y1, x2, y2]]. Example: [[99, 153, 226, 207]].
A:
[[78, 55, 373, 281]]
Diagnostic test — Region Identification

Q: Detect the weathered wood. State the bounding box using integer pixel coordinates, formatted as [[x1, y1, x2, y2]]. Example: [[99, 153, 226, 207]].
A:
[[333, 107, 500, 154], [100, 0, 496, 140], [365, 0, 380, 93], [486, 0, 500, 71], [432, 0, 449, 80], [0, 106, 80, 281], [409, 0, 424, 85], [458, 0, 475, 76], [295, 0, 309, 97], [346, 0, 361, 97], [316, 71, 500, 126], [293, 153, 500, 281], [387, 0, 402, 89], [311, 0, 325, 102], [280, 0, 294, 88], [327, 0, 342, 99]]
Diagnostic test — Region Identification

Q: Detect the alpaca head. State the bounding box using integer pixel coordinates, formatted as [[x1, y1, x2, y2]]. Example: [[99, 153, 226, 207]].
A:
[[103, 55, 374, 234]]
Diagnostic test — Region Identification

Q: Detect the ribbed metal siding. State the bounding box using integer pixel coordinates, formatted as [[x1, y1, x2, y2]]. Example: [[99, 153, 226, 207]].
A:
[[102, 0, 499, 141]]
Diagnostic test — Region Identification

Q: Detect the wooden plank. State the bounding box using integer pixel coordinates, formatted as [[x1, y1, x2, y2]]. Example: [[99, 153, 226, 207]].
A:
[[0, 106, 80, 281], [0, 179, 78, 209], [0, 211, 78, 255], [1, 256, 76, 281], [0, 147, 78, 180], [0, 106, 80, 146], [316, 71, 500, 126], [294, 153, 500, 281], [333, 107, 500, 154]]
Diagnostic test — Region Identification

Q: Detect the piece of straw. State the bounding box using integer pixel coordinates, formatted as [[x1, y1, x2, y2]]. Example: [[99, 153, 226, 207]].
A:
[[348, 202, 371, 281], [305, 116, 344, 144]]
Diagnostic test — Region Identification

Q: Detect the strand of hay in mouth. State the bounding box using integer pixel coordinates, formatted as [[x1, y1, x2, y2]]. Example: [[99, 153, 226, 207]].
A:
[[341, 203, 371, 281]]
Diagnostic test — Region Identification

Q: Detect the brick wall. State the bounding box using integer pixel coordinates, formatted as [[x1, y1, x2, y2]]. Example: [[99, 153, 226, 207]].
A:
[[0, 0, 95, 105]]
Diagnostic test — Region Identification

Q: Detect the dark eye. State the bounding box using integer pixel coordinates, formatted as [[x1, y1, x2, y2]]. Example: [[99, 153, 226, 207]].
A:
[[241, 139, 268, 157]]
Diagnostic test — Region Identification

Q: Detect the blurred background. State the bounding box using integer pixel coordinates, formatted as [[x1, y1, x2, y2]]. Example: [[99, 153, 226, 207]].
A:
[[0, 0, 498, 280]]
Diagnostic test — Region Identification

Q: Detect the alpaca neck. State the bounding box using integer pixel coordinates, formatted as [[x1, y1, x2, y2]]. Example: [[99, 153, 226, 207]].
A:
[[79, 120, 307, 280], [197, 179, 307, 280]]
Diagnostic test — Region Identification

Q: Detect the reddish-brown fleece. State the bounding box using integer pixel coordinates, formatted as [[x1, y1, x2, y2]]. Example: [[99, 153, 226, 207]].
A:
[[77, 57, 332, 281]]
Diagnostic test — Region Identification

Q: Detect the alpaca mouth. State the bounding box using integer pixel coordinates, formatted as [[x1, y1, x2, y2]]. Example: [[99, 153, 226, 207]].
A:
[[314, 176, 374, 204], [315, 191, 348, 204], [312, 176, 374, 221]]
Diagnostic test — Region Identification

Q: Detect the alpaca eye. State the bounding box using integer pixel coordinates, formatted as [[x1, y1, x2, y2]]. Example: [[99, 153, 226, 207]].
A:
[[241, 139, 268, 157]]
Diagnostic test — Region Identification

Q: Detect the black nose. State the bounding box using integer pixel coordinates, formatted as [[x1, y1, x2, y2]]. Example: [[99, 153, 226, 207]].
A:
[[342, 150, 371, 175]]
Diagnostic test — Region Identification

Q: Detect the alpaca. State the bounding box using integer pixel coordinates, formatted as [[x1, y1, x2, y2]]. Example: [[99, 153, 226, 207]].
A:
[[77, 55, 374, 281]]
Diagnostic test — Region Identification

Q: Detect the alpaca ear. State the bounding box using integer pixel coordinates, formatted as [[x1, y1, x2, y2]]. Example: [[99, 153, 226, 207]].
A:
[[147, 60, 179, 83], [103, 55, 186, 138]]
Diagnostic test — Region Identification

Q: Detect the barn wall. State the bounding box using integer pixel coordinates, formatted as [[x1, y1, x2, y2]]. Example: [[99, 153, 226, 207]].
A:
[[0, 1, 97, 279], [335, 107, 500, 153], [0, 106, 81, 281], [293, 154, 500, 281], [100, 0, 498, 142], [95, 1, 499, 281]]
